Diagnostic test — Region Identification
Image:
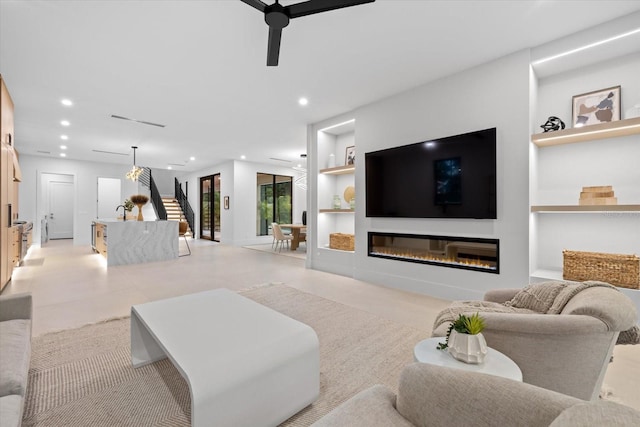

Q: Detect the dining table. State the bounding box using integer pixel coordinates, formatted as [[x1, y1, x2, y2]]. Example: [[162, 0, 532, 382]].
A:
[[279, 224, 307, 251]]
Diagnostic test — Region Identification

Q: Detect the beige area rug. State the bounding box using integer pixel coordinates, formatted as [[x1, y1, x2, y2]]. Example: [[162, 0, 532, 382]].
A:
[[24, 284, 428, 426]]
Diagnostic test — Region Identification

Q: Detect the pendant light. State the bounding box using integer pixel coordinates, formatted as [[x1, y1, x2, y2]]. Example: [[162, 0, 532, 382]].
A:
[[126, 146, 143, 181]]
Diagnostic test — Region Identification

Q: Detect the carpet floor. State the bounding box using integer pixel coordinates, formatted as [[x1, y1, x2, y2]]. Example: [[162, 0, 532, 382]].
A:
[[23, 284, 429, 426]]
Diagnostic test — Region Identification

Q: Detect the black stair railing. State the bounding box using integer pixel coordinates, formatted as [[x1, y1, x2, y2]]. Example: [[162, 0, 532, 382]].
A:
[[141, 168, 167, 220], [175, 178, 195, 236], [139, 167, 151, 189]]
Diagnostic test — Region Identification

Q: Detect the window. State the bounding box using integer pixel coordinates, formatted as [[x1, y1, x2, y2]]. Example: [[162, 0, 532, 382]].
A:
[[257, 173, 292, 236]]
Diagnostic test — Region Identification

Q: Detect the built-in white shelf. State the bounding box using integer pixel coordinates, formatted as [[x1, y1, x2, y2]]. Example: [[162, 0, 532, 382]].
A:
[[319, 165, 355, 175], [531, 116, 640, 147], [531, 204, 640, 213], [322, 246, 355, 253], [319, 209, 355, 213]]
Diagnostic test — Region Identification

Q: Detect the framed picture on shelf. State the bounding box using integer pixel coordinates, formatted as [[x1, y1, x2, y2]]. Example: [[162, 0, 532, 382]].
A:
[[572, 85, 621, 127], [345, 145, 355, 165]]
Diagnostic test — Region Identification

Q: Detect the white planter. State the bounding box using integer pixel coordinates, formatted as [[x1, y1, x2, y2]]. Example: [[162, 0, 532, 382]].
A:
[[447, 330, 488, 364]]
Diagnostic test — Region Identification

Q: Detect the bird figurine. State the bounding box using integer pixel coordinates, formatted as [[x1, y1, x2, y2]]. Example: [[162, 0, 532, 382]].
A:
[[540, 116, 565, 132]]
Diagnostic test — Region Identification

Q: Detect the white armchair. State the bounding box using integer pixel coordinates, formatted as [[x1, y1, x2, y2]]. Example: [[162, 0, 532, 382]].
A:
[[431, 283, 638, 401]]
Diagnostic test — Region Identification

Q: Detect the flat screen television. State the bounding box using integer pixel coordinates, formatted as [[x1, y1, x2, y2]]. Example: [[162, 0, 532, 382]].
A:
[[365, 128, 497, 219]]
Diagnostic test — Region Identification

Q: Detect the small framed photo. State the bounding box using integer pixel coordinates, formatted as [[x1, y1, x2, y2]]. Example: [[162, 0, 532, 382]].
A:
[[345, 145, 355, 165], [223, 196, 229, 210], [572, 86, 621, 127]]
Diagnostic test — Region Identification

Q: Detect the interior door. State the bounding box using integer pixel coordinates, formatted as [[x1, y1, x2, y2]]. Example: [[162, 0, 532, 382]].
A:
[[48, 180, 74, 239]]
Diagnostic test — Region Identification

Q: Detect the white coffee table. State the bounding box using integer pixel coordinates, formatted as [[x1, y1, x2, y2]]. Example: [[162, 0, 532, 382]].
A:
[[131, 288, 320, 427], [414, 337, 522, 381]]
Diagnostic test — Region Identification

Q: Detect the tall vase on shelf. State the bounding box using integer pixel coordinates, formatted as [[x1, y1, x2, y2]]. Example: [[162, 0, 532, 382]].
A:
[[328, 153, 336, 168], [130, 194, 149, 221], [332, 195, 341, 209]]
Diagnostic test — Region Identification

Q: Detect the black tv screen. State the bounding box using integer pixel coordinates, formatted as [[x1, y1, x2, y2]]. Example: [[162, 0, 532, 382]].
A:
[[365, 128, 496, 219]]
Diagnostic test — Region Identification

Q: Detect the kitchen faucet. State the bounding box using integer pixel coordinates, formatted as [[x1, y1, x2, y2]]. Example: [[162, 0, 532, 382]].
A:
[[116, 205, 127, 221]]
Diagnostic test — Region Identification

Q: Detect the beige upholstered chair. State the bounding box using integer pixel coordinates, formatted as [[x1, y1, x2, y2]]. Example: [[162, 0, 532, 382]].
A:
[[312, 363, 640, 427], [271, 223, 292, 252], [431, 283, 638, 401], [178, 221, 190, 257]]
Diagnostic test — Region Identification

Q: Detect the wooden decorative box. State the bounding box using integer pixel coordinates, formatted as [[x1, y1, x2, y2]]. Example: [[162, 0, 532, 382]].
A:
[[563, 250, 640, 289], [329, 233, 355, 251]]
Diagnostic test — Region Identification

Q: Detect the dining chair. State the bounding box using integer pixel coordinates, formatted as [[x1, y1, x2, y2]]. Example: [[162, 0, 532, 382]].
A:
[[271, 223, 292, 252]]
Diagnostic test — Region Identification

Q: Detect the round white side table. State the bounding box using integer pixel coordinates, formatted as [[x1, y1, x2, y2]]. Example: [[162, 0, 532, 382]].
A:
[[414, 337, 522, 381]]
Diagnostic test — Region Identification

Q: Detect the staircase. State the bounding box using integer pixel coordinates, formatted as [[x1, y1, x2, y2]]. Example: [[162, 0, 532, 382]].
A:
[[162, 197, 192, 236]]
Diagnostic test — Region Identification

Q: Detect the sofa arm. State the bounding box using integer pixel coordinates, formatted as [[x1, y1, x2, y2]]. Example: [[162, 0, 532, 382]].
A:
[[311, 385, 413, 427], [483, 288, 521, 303], [0, 293, 32, 322], [396, 363, 578, 427]]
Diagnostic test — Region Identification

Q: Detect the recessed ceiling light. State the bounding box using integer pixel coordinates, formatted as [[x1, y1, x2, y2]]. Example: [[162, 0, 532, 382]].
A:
[[298, 97, 309, 106], [241, 155, 246, 160], [61, 99, 73, 106], [60, 145, 67, 150], [190, 156, 195, 161], [60, 120, 70, 126], [60, 135, 68, 140], [167, 166, 172, 170], [60, 153, 67, 157]]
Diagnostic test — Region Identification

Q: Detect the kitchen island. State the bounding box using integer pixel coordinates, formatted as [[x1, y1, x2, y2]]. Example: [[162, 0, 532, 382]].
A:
[[93, 220, 178, 266]]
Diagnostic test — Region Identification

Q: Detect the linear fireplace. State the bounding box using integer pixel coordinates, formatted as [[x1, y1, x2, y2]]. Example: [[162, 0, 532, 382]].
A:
[[368, 232, 499, 274]]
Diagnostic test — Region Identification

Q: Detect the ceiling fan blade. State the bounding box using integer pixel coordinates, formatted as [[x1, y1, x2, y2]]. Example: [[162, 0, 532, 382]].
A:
[[240, 0, 267, 13], [267, 26, 282, 66], [286, 0, 375, 19]]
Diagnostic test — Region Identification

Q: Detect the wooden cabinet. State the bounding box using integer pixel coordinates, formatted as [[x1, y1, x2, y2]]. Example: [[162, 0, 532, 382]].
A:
[[11, 226, 20, 268], [1, 75, 18, 291], [94, 223, 107, 257]]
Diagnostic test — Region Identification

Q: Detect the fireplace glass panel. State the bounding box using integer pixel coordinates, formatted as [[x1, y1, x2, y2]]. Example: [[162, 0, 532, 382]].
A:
[[368, 232, 499, 274]]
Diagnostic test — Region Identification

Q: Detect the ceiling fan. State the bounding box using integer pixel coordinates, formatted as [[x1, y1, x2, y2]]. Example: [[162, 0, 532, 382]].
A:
[[241, 0, 375, 66]]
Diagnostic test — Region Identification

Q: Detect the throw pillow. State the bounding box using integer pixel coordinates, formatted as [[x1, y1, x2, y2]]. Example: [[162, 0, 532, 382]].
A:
[[504, 281, 569, 313]]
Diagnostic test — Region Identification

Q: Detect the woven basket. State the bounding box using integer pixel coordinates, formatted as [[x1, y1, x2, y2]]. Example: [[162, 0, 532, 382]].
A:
[[563, 250, 640, 289], [329, 233, 355, 251]]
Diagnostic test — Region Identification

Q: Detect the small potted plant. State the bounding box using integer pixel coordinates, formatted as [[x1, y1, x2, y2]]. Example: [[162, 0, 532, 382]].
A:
[[437, 313, 487, 364], [121, 199, 135, 220]]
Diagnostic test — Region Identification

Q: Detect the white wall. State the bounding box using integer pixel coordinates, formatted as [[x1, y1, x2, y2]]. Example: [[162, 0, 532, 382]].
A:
[[310, 49, 532, 301], [19, 155, 140, 245], [149, 167, 177, 196], [179, 159, 306, 246]]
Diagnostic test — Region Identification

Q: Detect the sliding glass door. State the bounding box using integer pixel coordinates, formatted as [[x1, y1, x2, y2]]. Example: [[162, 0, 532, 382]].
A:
[[200, 174, 221, 241], [256, 173, 292, 236]]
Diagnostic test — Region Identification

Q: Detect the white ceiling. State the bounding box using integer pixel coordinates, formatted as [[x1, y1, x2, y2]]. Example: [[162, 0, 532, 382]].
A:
[[2, 0, 640, 173]]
